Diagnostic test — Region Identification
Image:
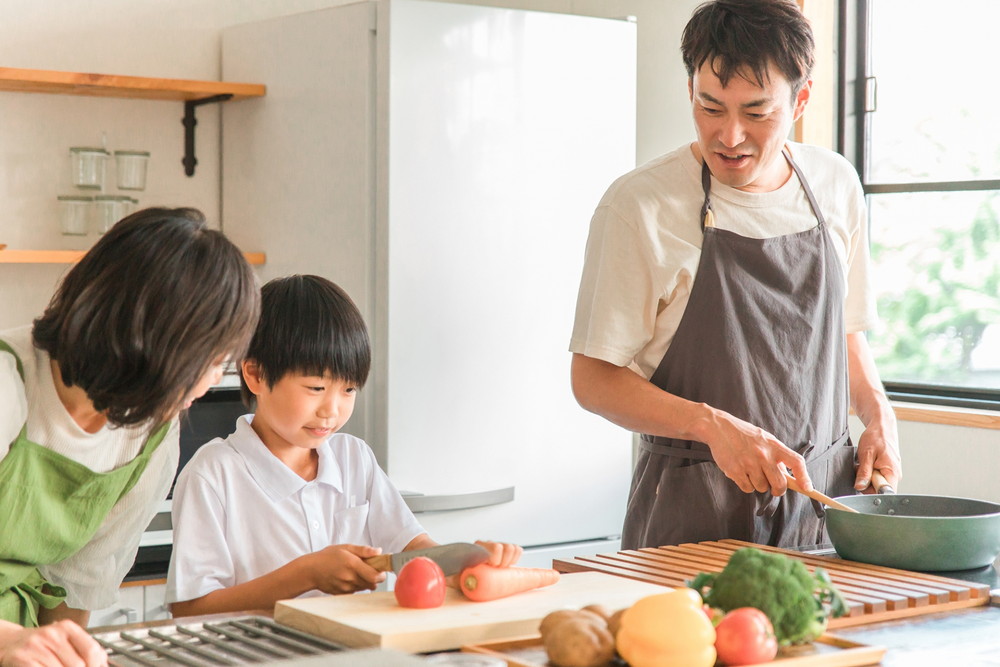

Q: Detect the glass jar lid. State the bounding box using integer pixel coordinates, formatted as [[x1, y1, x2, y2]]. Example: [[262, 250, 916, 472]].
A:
[[57, 195, 94, 201], [70, 147, 110, 155], [114, 150, 150, 157]]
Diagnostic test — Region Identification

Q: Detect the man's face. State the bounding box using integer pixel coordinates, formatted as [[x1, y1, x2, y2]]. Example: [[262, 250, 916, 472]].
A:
[[689, 61, 810, 193]]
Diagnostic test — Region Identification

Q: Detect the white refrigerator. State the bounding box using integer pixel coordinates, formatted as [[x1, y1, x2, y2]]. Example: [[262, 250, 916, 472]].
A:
[[221, 0, 637, 566]]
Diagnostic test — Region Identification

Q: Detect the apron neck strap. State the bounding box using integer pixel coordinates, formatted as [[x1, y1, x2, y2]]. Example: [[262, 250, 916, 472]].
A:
[[698, 147, 826, 231]]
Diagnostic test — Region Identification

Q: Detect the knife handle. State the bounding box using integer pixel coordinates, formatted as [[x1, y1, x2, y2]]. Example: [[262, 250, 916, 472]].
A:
[[365, 554, 392, 572]]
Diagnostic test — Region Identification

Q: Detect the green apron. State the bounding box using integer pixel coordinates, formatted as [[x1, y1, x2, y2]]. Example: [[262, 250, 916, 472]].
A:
[[0, 339, 169, 626]]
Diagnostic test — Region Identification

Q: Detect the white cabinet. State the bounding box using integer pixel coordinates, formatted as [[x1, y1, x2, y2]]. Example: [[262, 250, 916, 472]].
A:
[[87, 581, 171, 628], [87, 586, 144, 628], [142, 582, 171, 623]]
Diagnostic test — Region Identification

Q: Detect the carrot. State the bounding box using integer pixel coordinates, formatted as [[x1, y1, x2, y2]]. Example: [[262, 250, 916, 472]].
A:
[[459, 564, 561, 601]]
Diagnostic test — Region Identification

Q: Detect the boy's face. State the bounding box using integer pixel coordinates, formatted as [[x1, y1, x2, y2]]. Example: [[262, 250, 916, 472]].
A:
[[243, 364, 358, 452]]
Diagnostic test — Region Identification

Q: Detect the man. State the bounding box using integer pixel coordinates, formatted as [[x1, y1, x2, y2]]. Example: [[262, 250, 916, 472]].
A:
[[569, 0, 900, 550]]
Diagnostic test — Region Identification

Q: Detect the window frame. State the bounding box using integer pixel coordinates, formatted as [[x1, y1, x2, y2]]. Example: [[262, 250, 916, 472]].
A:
[[838, 0, 1000, 411]]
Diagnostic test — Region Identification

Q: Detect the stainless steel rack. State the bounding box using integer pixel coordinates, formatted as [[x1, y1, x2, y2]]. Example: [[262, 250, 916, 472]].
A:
[[92, 616, 346, 666]]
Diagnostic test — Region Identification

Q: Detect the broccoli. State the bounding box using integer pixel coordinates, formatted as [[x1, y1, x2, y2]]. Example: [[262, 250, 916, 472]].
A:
[[688, 547, 848, 646]]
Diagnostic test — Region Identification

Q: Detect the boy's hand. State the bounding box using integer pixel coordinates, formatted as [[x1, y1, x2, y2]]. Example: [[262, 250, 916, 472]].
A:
[[475, 540, 523, 568], [310, 544, 386, 594]]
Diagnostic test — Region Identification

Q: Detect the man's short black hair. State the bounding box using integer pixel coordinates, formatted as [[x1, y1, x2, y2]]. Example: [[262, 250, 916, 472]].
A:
[[681, 0, 815, 94], [240, 275, 371, 408]]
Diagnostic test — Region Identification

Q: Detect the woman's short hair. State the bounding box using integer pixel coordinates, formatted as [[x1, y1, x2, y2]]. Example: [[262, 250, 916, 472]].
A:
[[240, 274, 371, 409], [681, 0, 815, 94], [33, 207, 260, 427]]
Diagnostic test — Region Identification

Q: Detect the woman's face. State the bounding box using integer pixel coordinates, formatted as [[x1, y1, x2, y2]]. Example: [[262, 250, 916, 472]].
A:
[[177, 356, 228, 414]]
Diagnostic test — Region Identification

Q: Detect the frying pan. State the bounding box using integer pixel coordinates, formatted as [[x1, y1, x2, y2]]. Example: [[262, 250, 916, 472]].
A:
[[794, 472, 1000, 572]]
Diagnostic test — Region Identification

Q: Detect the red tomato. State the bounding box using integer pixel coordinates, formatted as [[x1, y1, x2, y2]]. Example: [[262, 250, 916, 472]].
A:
[[714, 607, 779, 665], [394, 557, 446, 609]]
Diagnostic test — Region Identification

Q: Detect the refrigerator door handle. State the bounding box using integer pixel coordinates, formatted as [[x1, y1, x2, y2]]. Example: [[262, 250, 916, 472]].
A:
[[401, 486, 515, 513]]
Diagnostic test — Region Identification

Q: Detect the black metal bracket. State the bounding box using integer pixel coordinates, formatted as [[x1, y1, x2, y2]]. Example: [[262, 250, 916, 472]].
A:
[[182, 94, 233, 176]]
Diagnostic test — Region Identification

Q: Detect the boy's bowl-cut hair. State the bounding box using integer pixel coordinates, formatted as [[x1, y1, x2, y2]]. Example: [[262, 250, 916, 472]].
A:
[[32, 207, 260, 428], [240, 274, 371, 409]]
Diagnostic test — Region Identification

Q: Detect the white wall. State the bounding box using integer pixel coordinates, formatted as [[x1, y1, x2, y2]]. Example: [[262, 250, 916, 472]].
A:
[[0, 0, 697, 330], [851, 415, 1000, 503], [4, 0, 989, 503]]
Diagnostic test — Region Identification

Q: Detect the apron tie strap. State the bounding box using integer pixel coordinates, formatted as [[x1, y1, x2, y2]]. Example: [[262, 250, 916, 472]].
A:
[[2, 570, 67, 627]]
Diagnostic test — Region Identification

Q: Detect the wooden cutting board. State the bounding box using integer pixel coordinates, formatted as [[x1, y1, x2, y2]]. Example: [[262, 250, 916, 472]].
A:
[[553, 539, 993, 628], [274, 571, 665, 653]]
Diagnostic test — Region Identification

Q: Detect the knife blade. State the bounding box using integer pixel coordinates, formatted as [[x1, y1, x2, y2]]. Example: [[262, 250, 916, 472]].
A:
[[364, 542, 491, 575]]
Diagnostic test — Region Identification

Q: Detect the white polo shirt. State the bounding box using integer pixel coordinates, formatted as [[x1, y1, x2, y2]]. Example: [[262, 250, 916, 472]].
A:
[[165, 415, 425, 604]]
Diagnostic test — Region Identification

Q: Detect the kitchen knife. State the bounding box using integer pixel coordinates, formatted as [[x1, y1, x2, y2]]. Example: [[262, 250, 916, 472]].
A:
[[365, 542, 491, 575]]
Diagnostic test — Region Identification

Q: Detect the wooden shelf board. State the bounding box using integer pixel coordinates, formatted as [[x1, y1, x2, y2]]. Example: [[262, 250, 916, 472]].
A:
[[0, 67, 265, 102], [0, 249, 265, 265]]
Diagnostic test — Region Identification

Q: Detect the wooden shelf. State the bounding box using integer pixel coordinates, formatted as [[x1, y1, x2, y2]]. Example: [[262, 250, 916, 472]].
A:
[[0, 249, 266, 265], [0, 67, 268, 260], [0, 67, 265, 102], [0, 66, 266, 176]]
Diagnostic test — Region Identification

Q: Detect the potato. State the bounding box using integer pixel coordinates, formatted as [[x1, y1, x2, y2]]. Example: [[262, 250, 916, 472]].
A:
[[539, 609, 605, 639], [539, 610, 584, 639], [543, 618, 615, 667], [606, 608, 627, 638], [581, 604, 611, 622]]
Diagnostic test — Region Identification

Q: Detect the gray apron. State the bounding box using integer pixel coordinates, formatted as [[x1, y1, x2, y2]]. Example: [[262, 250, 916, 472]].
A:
[[621, 150, 857, 550]]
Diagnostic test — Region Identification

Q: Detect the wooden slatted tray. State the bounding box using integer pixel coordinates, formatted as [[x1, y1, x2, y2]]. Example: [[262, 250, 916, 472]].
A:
[[553, 539, 992, 628]]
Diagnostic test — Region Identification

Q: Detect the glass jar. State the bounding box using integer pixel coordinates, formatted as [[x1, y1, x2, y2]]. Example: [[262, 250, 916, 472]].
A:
[[93, 195, 131, 234], [58, 195, 93, 235], [70, 147, 109, 190], [114, 150, 150, 190]]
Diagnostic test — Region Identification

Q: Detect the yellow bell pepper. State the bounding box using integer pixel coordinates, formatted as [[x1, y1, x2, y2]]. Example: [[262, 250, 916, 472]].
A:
[[616, 588, 716, 667]]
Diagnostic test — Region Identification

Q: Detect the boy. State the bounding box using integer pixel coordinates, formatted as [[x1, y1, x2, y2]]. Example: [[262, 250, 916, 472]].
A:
[[166, 275, 520, 616]]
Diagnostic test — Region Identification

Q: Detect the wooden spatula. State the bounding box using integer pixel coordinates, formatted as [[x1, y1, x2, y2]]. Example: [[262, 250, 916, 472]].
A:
[[783, 471, 858, 513]]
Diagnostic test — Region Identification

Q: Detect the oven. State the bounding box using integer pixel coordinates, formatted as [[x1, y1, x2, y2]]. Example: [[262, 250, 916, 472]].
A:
[[130, 382, 248, 578]]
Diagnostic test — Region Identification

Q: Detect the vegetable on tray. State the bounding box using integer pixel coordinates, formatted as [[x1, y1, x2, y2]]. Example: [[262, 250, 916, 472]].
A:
[[459, 564, 560, 601], [688, 547, 848, 646], [615, 588, 716, 667], [394, 556, 446, 609]]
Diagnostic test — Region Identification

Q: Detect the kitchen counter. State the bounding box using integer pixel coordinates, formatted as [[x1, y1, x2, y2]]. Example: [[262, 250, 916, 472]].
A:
[[828, 559, 1000, 665], [98, 555, 1000, 666]]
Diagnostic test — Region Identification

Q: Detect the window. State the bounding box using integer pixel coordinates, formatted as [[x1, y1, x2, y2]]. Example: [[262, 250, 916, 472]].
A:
[[841, 0, 1000, 408]]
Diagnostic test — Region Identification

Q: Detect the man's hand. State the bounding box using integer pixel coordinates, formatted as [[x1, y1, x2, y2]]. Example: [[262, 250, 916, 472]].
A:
[[0, 619, 107, 667], [853, 419, 901, 493], [309, 544, 386, 594], [699, 408, 812, 496]]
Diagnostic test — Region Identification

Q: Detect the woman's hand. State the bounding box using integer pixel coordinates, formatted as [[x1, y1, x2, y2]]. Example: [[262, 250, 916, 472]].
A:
[[0, 619, 107, 667]]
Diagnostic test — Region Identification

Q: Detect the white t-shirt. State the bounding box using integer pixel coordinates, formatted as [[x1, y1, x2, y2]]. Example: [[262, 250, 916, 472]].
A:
[[570, 142, 878, 379], [165, 415, 425, 604], [0, 325, 180, 610]]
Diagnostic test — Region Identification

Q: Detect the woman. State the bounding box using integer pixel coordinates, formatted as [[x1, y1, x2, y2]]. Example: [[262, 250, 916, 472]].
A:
[[0, 208, 260, 665]]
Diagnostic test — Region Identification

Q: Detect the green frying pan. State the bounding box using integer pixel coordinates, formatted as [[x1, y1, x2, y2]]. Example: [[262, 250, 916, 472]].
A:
[[824, 473, 1000, 572]]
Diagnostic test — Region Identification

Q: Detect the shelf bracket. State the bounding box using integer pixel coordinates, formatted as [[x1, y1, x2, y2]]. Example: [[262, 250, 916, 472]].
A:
[[182, 94, 233, 176]]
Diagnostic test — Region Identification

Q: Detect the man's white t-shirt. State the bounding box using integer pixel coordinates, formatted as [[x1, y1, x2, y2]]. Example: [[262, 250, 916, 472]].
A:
[[165, 415, 425, 604], [570, 142, 877, 379], [0, 325, 179, 610]]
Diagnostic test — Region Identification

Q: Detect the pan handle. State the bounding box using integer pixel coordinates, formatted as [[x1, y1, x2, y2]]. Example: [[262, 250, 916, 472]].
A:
[[871, 469, 895, 495]]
